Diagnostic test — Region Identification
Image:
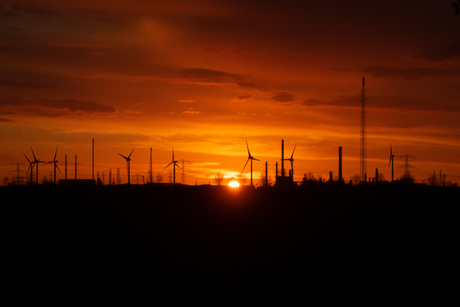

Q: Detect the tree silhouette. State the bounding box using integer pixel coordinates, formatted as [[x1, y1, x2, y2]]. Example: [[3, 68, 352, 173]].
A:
[[454, 1, 460, 15], [214, 172, 224, 186]]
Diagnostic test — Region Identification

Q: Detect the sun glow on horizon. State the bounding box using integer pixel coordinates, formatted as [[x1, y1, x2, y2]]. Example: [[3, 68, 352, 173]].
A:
[[228, 180, 240, 188]]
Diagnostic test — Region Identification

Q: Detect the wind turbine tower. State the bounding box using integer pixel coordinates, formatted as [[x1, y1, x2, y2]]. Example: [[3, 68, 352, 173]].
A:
[[23, 153, 34, 184], [360, 78, 367, 183], [241, 140, 259, 187], [119, 148, 135, 184], [44, 147, 60, 184], [163, 147, 180, 184], [284, 144, 296, 179], [30, 148, 45, 185], [389, 145, 395, 183]]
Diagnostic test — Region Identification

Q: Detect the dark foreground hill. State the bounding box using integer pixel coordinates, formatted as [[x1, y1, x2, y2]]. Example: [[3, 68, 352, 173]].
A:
[[1, 184, 459, 303]]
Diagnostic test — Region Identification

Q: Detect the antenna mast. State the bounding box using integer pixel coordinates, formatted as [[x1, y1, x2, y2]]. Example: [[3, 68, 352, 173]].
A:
[[360, 78, 367, 183]]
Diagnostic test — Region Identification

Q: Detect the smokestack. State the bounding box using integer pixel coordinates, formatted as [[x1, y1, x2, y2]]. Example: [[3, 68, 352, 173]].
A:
[[375, 168, 379, 183], [65, 154, 67, 180], [338, 146, 342, 183], [281, 139, 284, 177], [265, 161, 268, 187], [92, 138, 94, 180], [363, 77, 365, 88]]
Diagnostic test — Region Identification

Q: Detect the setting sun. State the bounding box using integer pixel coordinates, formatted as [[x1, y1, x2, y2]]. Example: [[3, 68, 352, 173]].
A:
[[228, 180, 240, 188]]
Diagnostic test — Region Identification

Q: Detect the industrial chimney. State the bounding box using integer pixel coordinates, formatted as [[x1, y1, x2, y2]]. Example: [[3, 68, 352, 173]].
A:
[[281, 139, 285, 177], [339, 146, 343, 183]]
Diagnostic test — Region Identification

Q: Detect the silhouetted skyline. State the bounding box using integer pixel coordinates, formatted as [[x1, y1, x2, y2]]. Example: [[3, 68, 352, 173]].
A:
[[1, 1, 459, 185]]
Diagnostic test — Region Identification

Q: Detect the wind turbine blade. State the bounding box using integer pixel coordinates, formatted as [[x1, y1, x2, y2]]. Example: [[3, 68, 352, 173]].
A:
[[246, 140, 251, 156], [390, 145, 392, 156], [31, 148, 37, 161], [291, 145, 296, 159], [253, 158, 260, 161], [43, 161, 53, 165], [56, 163, 61, 173], [128, 148, 135, 158], [23, 153, 31, 163], [163, 161, 173, 171], [54, 147, 58, 160], [174, 162, 181, 169], [119, 153, 128, 160], [241, 158, 250, 173]]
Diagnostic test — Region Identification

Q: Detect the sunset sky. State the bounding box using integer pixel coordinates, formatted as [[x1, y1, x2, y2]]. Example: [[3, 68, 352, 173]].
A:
[[1, 0, 460, 185]]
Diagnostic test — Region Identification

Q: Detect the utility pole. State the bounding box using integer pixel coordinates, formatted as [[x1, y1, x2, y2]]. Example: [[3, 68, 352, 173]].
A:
[[150, 147, 153, 183], [360, 78, 367, 183]]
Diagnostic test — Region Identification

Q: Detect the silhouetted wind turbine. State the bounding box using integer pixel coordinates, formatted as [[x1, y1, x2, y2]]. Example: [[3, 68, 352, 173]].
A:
[[44, 147, 60, 184], [163, 147, 180, 184], [30, 148, 45, 185], [389, 145, 395, 183], [23, 153, 34, 184], [241, 140, 259, 186], [284, 145, 296, 178], [119, 148, 135, 184]]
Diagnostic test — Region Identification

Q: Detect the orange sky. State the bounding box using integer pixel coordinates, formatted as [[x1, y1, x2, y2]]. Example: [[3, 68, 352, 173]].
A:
[[1, 0, 460, 185]]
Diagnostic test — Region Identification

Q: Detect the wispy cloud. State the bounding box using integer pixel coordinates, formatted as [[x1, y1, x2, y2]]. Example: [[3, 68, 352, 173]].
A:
[[0, 79, 50, 89], [272, 92, 295, 103], [0, 97, 116, 116], [302, 95, 460, 113], [363, 66, 460, 80], [49, 42, 110, 48]]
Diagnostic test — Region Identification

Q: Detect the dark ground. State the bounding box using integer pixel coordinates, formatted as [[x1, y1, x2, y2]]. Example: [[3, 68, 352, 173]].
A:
[[2, 184, 459, 303]]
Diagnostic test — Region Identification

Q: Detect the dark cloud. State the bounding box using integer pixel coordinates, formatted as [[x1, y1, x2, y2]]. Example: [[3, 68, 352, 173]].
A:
[[37, 99, 116, 113], [0, 1, 66, 17], [236, 82, 257, 88], [176, 68, 261, 89], [0, 97, 116, 115], [272, 92, 295, 102], [179, 68, 244, 82], [0, 117, 13, 122], [236, 95, 252, 100], [0, 79, 50, 89], [363, 66, 460, 80], [302, 95, 460, 113], [423, 37, 460, 61]]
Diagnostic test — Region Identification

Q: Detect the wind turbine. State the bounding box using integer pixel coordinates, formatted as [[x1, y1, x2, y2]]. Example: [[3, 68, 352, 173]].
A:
[[44, 147, 60, 184], [241, 140, 259, 186], [389, 145, 395, 183], [163, 147, 180, 184], [23, 153, 34, 184], [119, 148, 135, 184], [30, 148, 45, 185], [284, 145, 296, 178]]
